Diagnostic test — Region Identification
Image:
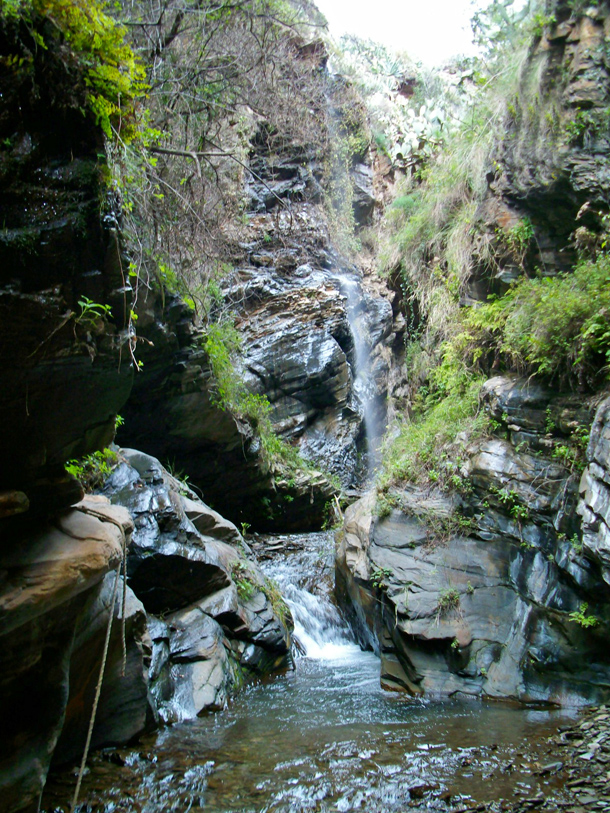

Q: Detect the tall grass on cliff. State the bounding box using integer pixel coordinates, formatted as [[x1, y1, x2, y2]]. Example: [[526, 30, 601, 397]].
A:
[[455, 253, 610, 390], [377, 0, 564, 490]]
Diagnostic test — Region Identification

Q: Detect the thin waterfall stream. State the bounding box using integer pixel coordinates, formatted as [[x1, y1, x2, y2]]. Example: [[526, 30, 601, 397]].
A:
[[337, 273, 382, 478], [42, 532, 577, 813]]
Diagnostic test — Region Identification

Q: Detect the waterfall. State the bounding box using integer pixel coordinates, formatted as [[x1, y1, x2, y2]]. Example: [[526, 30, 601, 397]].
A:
[[260, 531, 362, 661], [337, 274, 381, 479]]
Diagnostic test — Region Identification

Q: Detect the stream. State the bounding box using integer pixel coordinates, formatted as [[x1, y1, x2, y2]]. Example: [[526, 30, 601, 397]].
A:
[[42, 531, 579, 813]]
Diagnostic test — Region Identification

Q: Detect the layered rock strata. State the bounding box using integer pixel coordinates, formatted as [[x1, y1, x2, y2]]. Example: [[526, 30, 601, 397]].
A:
[[337, 378, 610, 704]]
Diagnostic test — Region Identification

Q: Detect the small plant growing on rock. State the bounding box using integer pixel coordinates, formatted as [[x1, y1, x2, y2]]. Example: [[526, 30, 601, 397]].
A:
[[263, 577, 291, 626], [370, 566, 393, 591], [232, 561, 256, 602], [65, 447, 118, 491], [570, 533, 583, 555], [569, 602, 599, 629], [74, 296, 113, 328], [374, 493, 396, 519], [490, 485, 529, 522], [436, 587, 461, 615]]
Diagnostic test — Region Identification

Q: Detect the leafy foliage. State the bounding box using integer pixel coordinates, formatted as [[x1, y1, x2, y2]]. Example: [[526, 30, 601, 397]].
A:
[[569, 602, 599, 629], [379, 354, 487, 490], [1, 0, 146, 141], [455, 254, 610, 388], [65, 447, 118, 491]]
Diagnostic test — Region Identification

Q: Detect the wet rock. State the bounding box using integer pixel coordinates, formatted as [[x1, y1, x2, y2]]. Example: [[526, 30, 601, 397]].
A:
[[350, 162, 376, 225], [101, 449, 292, 722], [0, 498, 132, 813], [337, 491, 610, 703], [102, 450, 233, 614], [578, 396, 610, 583]]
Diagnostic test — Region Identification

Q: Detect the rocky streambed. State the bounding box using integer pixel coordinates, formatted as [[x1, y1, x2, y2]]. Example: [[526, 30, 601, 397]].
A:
[[39, 689, 610, 813], [38, 527, 610, 813]]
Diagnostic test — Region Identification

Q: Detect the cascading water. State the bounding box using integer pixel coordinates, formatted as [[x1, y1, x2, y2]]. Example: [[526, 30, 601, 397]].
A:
[[42, 533, 576, 813], [335, 272, 382, 480], [259, 531, 363, 661]]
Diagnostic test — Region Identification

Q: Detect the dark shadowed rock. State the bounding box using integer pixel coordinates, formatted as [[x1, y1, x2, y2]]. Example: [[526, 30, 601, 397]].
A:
[[0, 498, 131, 813], [52, 573, 153, 766]]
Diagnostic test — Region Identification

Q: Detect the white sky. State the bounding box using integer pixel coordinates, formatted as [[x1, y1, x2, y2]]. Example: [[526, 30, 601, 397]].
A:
[[314, 0, 482, 66]]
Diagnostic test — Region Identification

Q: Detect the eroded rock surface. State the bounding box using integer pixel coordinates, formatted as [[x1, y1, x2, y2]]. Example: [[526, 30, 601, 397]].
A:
[[120, 127, 395, 529], [338, 378, 610, 704], [0, 498, 135, 813], [103, 449, 293, 722], [579, 396, 610, 583], [338, 488, 610, 704]]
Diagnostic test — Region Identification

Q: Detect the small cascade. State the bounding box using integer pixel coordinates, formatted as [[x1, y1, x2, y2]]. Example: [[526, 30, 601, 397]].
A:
[[336, 273, 381, 479], [258, 531, 361, 660]]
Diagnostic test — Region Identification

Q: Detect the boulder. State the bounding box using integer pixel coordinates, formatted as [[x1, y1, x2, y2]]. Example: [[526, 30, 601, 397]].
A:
[[102, 450, 293, 722], [337, 492, 610, 705], [0, 498, 132, 813]]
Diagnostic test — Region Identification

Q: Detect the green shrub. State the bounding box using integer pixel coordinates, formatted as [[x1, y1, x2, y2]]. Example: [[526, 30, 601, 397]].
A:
[[459, 253, 610, 388], [569, 602, 599, 629], [1, 0, 146, 141], [436, 587, 461, 615], [203, 322, 306, 475], [65, 447, 118, 492]]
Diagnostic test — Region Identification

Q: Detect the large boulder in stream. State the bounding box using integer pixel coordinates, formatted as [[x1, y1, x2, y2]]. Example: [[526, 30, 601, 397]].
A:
[[102, 449, 293, 722]]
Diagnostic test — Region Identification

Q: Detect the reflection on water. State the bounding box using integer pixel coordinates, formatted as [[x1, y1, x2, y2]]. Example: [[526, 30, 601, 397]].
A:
[[42, 532, 576, 812]]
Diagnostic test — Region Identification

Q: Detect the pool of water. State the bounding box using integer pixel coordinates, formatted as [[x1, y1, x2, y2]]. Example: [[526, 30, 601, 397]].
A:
[[41, 533, 576, 812]]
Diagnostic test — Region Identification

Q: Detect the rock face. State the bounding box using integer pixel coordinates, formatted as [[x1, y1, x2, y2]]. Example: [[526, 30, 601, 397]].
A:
[[579, 396, 610, 584], [0, 15, 142, 809], [102, 449, 293, 722], [121, 124, 395, 529], [0, 13, 133, 504], [468, 2, 610, 295], [337, 377, 610, 705], [0, 497, 138, 813]]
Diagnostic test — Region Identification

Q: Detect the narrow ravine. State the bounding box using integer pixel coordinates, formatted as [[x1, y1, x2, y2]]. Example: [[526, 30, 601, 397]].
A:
[[42, 532, 578, 813]]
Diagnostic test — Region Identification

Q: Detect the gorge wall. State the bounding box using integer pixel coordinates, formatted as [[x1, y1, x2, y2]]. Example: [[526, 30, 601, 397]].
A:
[[0, 4, 395, 810], [336, 0, 610, 705], [3, 0, 610, 810]]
